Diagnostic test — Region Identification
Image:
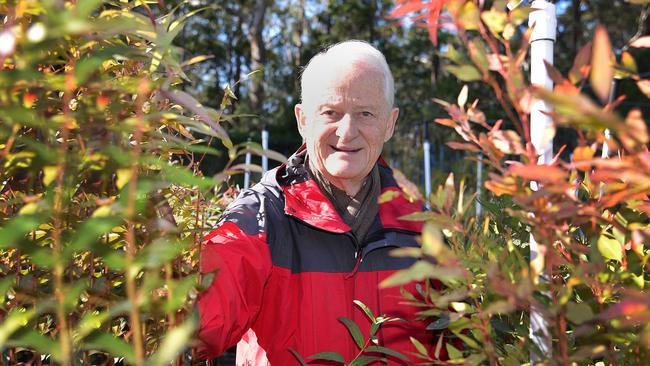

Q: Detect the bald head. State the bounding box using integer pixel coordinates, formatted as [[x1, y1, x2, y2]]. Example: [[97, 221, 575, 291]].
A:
[[299, 40, 395, 109]]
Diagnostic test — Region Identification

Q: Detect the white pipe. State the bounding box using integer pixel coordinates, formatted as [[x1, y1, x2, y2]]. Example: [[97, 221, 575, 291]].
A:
[[528, 0, 556, 362], [476, 153, 483, 218], [244, 139, 252, 189], [423, 140, 431, 208], [262, 128, 269, 173]]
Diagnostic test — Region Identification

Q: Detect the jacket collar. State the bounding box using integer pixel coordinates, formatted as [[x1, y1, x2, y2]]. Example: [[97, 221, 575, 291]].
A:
[[276, 145, 423, 234]]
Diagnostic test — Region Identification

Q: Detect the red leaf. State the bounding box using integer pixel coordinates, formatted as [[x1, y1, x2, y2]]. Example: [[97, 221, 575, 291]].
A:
[[446, 141, 480, 152], [569, 42, 592, 84], [509, 164, 567, 183], [389, 1, 447, 46], [389, 0, 431, 18], [426, 1, 444, 46], [435, 118, 457, 128]]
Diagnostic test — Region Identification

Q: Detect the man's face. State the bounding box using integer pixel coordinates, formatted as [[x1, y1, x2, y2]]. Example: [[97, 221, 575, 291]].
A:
[[295, 62, 399, 193]]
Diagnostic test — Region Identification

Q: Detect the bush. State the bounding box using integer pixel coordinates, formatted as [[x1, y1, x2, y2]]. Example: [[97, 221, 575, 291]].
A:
[[0, 1, 261, 364], [385, 1, 650, 364]]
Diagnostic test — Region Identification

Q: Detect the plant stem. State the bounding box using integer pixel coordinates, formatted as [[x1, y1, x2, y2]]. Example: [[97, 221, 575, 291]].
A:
[[124, 79, 149, 365], [51, 68, 76, 366]]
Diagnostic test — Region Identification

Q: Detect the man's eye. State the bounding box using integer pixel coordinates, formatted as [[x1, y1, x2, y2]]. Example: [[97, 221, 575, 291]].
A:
[[322, 110, 337, 117], [361, 111, 374, 117]]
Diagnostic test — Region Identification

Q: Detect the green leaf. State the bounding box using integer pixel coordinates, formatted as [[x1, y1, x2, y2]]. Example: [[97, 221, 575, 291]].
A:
[[134, 238, 189, 269], [0, 276, 15, 301], [338, 317, 365, 350], [308, 352, 345, 364], [427, 314, 450, 330], [446, 342, 463, 359], [364, 346, 410, 362], [566, 302, 594, 324], [465, 354, 487, 366], [164, 274, 198, 313], [468, 39, 489, 72], [481, 8, 507, 34], [75, 46, 132, 84], [446, 65, 482, 82], [381, 261, 463, 288], [63, 280, 88, 310], [158, 162, 215, 190], [65, 216, 123, 257], [7, 328, 60, 360], [76, 0, 103, 17], [410, 336, 428, 356], [238, 144, 288, 164], [349, 356, 386, 366], [0, 308, 38, 345], [161, 90, 232, 149], [453, 331, 480, 349], [145, 318, 196, 366], [83, 332, 135, 364], [0, 214, 44, 249], [353, 300, 376, 323], [597, 233, 623, 262], [289, 348, 309, 366]]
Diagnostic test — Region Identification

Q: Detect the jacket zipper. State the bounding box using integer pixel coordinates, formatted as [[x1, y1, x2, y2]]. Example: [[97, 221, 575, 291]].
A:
[[344, 231, 362, 279]]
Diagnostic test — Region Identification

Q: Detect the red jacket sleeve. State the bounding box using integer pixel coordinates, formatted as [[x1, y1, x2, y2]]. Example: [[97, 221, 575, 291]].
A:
[[196, 221, 272, 357]]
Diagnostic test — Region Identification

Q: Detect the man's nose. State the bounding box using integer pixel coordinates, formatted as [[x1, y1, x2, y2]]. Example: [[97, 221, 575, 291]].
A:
[[335, 114, 357, 142]]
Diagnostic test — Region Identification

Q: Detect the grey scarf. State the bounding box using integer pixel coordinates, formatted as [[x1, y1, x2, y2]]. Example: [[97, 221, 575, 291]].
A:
[[306, 156, 380, 244]]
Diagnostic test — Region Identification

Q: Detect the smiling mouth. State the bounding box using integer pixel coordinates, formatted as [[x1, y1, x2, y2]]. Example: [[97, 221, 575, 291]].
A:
[[331, 145, 362, 153]]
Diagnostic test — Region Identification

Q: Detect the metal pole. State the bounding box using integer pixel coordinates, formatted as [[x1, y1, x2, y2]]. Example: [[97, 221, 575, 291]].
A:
[[528, 0, 556, 362], [423, 121, 431, 208], [262, 127, 269, 173], [244, 138, 252, 189]]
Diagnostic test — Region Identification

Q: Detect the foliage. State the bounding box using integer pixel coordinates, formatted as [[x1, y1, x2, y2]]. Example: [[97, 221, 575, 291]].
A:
[[383, 0, 650, 364], [290, 301, 410, 366], [0, 1, 283, 364]]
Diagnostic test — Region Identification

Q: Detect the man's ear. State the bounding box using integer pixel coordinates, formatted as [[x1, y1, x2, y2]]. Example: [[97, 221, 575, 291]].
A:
[[295, 104, 307, 139], [384, 107, 399, 142]]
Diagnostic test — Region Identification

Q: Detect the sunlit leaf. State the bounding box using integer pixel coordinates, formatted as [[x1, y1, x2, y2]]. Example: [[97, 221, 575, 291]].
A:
[[591, 25, 614, 103], [629, 36, 650, 48], [597, 233, 623, 262], [458, 1, 480, 30], [481, 8, 507, 34], [410, 336, 428, 356], [620, 51, 638, 73], [353, 300, 376, 323], [509, 164, 567, 183]]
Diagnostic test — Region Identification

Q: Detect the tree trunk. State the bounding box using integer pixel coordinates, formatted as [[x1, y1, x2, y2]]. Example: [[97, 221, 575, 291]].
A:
[[572, 0, 581, 58], [247, 0, 268, 123]]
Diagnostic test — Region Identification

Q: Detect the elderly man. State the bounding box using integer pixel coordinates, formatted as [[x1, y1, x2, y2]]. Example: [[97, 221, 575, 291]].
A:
[[198, 40, 439, 365]]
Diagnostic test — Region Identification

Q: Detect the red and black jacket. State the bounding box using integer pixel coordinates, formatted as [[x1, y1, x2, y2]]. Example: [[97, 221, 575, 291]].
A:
[[198, 147, 442, 365]]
